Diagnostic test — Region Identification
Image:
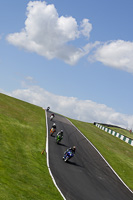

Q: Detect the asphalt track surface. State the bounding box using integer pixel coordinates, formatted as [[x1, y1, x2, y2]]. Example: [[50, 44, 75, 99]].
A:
[[47, 111, 133, 200]]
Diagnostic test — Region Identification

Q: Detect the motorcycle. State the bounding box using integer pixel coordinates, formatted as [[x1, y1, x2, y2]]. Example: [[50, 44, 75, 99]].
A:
[[46, 107, 50, 111], [63, 150, 74, 162], [50, 127, 56, 136], [55, 135, 63, 144], [50, 115, 53, 121]]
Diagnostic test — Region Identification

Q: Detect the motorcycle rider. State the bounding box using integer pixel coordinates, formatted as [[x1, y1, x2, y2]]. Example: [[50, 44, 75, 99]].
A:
[[52, 123, 56, 130], [51, 113, 55, 117], [56, 130, 63, 139], [50, 123, 56, 136], [50, 113, 55, 121], [63, 146, 76, 160], [46, 106, 50, 111]]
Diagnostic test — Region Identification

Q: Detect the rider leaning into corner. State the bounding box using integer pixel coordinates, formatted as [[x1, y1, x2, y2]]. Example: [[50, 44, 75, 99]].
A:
[[51, 113, 55, 117], [57, 130, 63, 138], [50, 113, 55, 121], [63, 146, 76, 159], [46, 106, 50, 111], [50, 123, 56, 136], [52, 123, 56, 130]]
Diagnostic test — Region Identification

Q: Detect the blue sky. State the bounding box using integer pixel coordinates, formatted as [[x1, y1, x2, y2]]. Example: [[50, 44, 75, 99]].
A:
[[0, 0, 133, 129]]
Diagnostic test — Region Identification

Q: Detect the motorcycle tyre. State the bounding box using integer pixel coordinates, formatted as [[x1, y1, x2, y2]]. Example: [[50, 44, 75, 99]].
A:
[[64, 156, 69, 162]]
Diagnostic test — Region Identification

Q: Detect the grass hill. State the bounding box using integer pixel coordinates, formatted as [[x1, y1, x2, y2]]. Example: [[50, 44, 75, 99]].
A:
[[0, 93, 133, 200], [0, 93, 63, 200]]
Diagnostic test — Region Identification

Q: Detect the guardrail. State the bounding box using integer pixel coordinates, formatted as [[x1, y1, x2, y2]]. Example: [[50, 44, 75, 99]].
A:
[[95, 123, 133, 146]]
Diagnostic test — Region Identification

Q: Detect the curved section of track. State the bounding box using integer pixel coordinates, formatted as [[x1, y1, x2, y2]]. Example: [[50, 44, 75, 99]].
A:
[[47, 111, 133, 200]]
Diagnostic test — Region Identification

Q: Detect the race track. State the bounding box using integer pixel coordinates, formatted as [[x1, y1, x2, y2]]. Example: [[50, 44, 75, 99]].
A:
[[47, 111, 133, 200]]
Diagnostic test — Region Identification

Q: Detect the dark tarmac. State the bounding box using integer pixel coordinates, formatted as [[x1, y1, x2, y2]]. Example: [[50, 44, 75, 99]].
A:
[[47, 111, 133, 200]]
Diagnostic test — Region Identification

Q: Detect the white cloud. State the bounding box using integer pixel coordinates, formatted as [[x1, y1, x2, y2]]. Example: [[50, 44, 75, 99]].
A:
[[89, 40, 133, 74], [6, 1, 92, 65], [80, 19, 92, 39], [5, 1, 133, 72], [3, 84, 133, 130]]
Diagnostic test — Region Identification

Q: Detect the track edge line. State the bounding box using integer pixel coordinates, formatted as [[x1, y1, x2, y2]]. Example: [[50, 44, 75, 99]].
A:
[[67, 118, 133, 194], [45, 110, 66, 200]]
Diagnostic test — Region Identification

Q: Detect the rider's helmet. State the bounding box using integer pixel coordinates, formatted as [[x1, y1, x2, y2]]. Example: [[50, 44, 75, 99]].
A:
[[61, 130, 63, 133], [53, 123, 56, 127], [72, 146, 76, 152]]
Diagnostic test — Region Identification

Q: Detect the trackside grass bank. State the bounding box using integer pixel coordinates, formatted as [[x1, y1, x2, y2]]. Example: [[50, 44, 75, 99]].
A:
[[68, 118, 133, 191], [0, 93, 63, 200], [104, 126, 133, 140]]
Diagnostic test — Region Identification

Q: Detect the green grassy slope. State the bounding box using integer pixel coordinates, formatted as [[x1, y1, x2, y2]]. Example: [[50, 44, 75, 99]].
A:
[[0, 93, 63, 200], [1, 93, 132, 199], [68, 118, 133, 191]]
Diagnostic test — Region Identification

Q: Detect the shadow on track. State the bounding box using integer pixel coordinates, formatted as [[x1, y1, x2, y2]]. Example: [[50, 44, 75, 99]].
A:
[[64, 160, 82, 167], [56, 143, 68, 147]]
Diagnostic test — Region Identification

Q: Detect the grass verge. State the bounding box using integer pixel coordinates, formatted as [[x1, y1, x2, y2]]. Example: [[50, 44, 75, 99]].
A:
[[0, 93, 63, 200]]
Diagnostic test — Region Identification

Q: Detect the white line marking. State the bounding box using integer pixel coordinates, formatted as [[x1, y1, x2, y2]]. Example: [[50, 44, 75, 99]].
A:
[[45, 111, 66, 200], [67, 118, 133, 195]]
